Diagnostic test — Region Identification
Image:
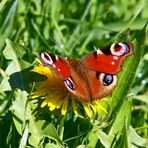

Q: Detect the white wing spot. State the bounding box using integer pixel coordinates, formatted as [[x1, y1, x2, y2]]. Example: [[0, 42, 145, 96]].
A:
[[113, 56, 119, 60], [111, 62, 115, 65], [53, 64, 56, 68], [97, 48, 103, 54], [55, 55, 59, 60]]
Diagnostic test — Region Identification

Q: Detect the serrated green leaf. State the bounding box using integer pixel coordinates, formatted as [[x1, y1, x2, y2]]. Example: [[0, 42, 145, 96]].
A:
[[45, 143, 61, 148], [3, 39, 30, 67], [87, 131, 98, 148], [133, 95, 148, 104], [128, 126, 148, 147], [108, 99, 132, 147], [95, 130, 111, 148], [2, 39, 31, 74], [10, 89, 28, 135], [0, 79, 11, 92], [113, 122, 128, 148], [29, 119, 63, 147], [1, 39, 32, 91], [76, 145, 86, 148]]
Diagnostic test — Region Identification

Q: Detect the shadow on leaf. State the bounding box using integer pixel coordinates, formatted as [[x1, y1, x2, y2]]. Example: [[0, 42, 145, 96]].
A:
[[9, 67, 46, 91]]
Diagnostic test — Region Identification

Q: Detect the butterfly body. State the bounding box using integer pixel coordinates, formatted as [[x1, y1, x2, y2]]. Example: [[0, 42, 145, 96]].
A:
[[40, 42, 134, 102]]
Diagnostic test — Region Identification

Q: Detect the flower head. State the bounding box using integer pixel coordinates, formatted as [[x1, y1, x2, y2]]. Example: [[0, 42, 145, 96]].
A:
[[31, 59, 109, 118]]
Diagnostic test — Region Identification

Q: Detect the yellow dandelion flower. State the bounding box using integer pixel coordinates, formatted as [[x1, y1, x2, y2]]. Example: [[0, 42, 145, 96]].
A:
[[31, 58, 109, 117]]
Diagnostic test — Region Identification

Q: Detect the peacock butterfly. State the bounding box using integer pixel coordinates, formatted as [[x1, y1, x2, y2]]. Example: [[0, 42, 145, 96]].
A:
[[40, 42, 134, 102]]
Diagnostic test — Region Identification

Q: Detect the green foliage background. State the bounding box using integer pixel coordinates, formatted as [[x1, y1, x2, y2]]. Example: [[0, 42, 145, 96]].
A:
[[0, 0, 147, 147]]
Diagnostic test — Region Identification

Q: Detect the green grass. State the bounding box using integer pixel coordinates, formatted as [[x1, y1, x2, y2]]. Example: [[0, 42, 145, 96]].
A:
[[0, 0, 148, 147]]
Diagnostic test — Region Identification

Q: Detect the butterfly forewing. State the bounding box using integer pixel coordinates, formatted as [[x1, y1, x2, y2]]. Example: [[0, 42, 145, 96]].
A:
[[40, 52, 71, 80], [82, 42, 134, 74]]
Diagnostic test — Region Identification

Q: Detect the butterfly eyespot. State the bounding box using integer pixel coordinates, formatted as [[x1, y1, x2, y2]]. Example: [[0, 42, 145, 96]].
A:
[[103, 74, 113, 86], [120, 42, 130, 54], [110, 42, 130, 56], [64, 77, 75, 90]]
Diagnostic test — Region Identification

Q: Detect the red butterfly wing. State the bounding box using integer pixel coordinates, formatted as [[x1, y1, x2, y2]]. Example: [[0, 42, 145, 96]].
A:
[[40, 52, 71, 80], [82, 42, 134, 74]]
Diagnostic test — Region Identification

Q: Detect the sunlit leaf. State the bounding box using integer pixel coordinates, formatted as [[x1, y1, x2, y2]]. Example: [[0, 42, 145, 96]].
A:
[[128, 126, 148, 147], [95, 130, 111, 148], [108, 99, 132, 147], [44, 143, 61, 148], [10, 89, 28, 135], [1, 39, 32, 91], [29, 119, 63, 147], [133, 95, 148, 104], [87, 131, 98, 147]]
